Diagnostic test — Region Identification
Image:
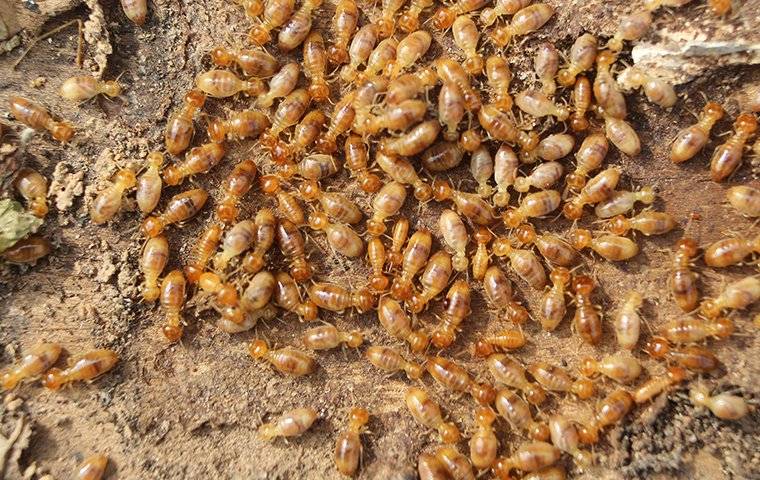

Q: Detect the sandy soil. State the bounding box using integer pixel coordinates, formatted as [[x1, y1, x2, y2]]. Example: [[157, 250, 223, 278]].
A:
[[0, 0, 759, 479]]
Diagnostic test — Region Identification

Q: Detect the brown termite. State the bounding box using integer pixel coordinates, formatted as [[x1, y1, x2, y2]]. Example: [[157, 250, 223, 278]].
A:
[[571, 275, 602, 345], [520, 134, 575, 164], [570, 76, 592, 131], [90, 168, 137, 224], [494, 389, 550, 441], [534, 43, 559, 96], [593, 50, 626, 119], [431, 280, 472, 348], [199, 272, 242, 322], [488, 354, 547, 405], [59, 76, 122, 101], [398, 0, 433, 32], [710, 113, 758, 182], [405, 387, 461, 443], [452, 15, 483, 74], [376, 151, 433, 201], [260, 89, 311, 149], [13, 167, 48, 218], [483, 265, 530, 326], [461, 127, 484, 153], [577, 389, 633, 444], [2, 236, 52, 264], [704, 233, 760, 268], [165, 89, 206, 156], [42, 349, 119, 390], [135, 152, 164, 215], [539, 267, 570, 332], [354, 64, 392, 114], [660, 317, 734, 344], [432, 0, 488, 30], [426, 356, 496, 405], [417, 452, 450, 480], [502, 190, 561, 227], [409, 250, 453, 313], [478, 104, 519, 142], [516, 223, 579, 267], [472, 329, 526, 357], [240, 271, 276, 312], [249, 340, 317, 376], [260, 174, 305, 225], [139, 235, 169, 301], [608, 211, 677, 237], [9, 96, 74, 143], [366, 345, 423, 379], [690, 384, 749, 420], [528, 361, 595, 399], [195, 69, 264, 98], [470, 407, 499, 470], [386, 67, 438, 105], [727, 185, 760, 217], [567, 133, 608, 192], [308, 211, 364, 257], [548, 416, 592, 468], [563, 167, 621, 219], [390, 229, 432, 300], [580, 351, 642, 384], [377, 0, 406, 37], [242, 209, 277, 274], [493, 442, 561, 479], [367, 181, 408, 236], [436, 445, 475, 480], [617, 66, 677, 108], [606, 116, 641, 157], [209, 45, 278, 77], [439, 82, 466, 142], [481, 0, 532, 26], [516, 89, 570, 121], [121, 0, 147, 24], [608, 10, 652, 52], [485, 55, 513, 111], [701, 276, 760, 319], [308, 282, 375, 313], [214, 220, 256, 270], [316, 91, 357, 154], [248, 0, 296, 45], [514, 163, 564, 193], [632, 366, 686, 404], [327, 0, 359, 64], [344, 135, 382, 193], [163, 142, 226, 186], [282, 154, 340, 181], [470, 146, 494, 197], [273, 110, 325, 163], [439, 209, 469, 272], [77, 453, 108, 480], [670, 101, 724, 163], [159, 270, 186, 341], [299, 180, 362, 224], [492, 145, 518, 207], [569, 228, 639, 261], [367, 238, 389, 293], [436, 58, 481, 111], [1, 343, 62, 390], [492, 238, 547, 289], [381, 119, 441, 157], [302, 324, 363, 350], [490, 3, 555, 48], [377, 297, 429, 352], [387, 215, 409, 265], [277, 0, 323, 52], [340, 24, 379, 82], [301, 32, 330, 102], [471, 227, 492, 281], [255, 63, 300, 108], [274, 271, 318, 321], [433, 179, 496, 225], [335, 407, 369, 476], [275, 219, 312, 281], [614, 291, 643, 350], [421, 141, 465, 172], [258, 407, 318, 439], [557, 33, 597, 87], [645, 337, 720, 373], [594, 186, 655, 219], [215, 160, 257, 224], [669, 238, 700, 312]]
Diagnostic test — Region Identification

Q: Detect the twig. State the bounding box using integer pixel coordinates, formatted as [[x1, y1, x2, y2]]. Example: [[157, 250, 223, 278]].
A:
[[0, 417, 24, 478], [12, 19, 83, 71]]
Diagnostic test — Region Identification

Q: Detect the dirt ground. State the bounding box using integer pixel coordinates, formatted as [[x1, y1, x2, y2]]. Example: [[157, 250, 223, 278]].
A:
[[0, 0, 759, 479]]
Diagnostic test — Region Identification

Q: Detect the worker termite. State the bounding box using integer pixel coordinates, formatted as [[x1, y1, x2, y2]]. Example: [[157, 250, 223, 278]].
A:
[[570, 76, 592, 131], [354, 72, 392, 123], [367, 182, 408, 236], [431, 280, 472, 348], [432, 0, 488, 30], [421, 141, 465, 173], [418, 452, 450, 480], [248, 0, 296, 45], [381, 120, 441, 157], [605, 112, 640, 158], [376, 151, 433, 201], [214, 220, 256, 270], [516, 223, 579, 267], [487, 354, 547, 405], [436, 59, 482, 111], [494, 389, 550, 441], [492, 238, 547, 289], [632, 366, 687, 404], [548, 416, 592, 468], [366, 345, 423, 379], [660, 316, 734, 344], [727, 185, 760, 217], [77, 453, 108, 480], [214, 160, 257, 224], [163, 142, 226, 186], [478, 104, 520, 143], [570, 274, 603, 345], [690, 383, 749, 420], [485, 55, 513, 112], [302, 324, 363, 350], [409, 250, 453, 313], [481, 0, 532, 26], [593, 50, 626, 119], [275, 219, 312, 281], [580, 351, 642, 384], [367, 238, 389, 293], [569, 228, 639, 261], [438, 209, 469, 272], [490, 3, 555, 47], [557, 33, 598, 87], [390, 229, 432, 300], [436, 445, 475, 480], [316, 92, 357, 154], [388, 218, 409, 268], [377, 297, 429, 352], [521, 134, 575, 164], [9, 96, 74, 143], [710, 113, 758, 182], [502, 190, 561, 227], [258, 407, 318, 439], [239, 271, 276, 312], [2, 236, 52, 264], [671, 101, 724, 163], [327, 0, 359, 64], [405, 387, 461, 443], [308, 282, 375, 313], [344, 135, 382, 193], [300, 33, 330, 102], [563, 167, 621, 219], [255, 63, 300, 108], [472, 329, 526, 357], [260, 89, 311, 149], [199, 272, 242, 322], [514, 163, 564, 193], [470, 407, 499, 470], [617, 66, 677, 108], [340, 25, 379, 82], [273, 110, 325, 163], [386, 68, 437, 106], [210, 45, 278, 77], [567, 133, 608, 192], [158, 270, 187, 341], [90, 168, 136, 224], [613, 291, 643, 350], [242, 209, 277, 274], [426, 356, 496, 405], [534, 43, 559, 97], [577, 389, 633, 444], [121, 0, 147, 24], [608, 10, 652, 52], [249, 340, 317, 376], [377, 0, 405, 37], [299, 180, 362, 225], [308, 211, 364, 257], [134, 152, 164, 215], [701, 276, 760, 319], [42, 349, 118, 390], [13, 167, 48, 218], [195, 69, 264, 98], [669, 238, 699, 312], [59, 76, 122, 101], [528, 361, 595, 399], [164, 89, 205, 156], [274, 271, 318, 321], [471, 228, 492, 281], [283, 154, 340, 181], [335, 407, 369, 477], [594, 187, 655, 219], [438, 82, 466, 142], [483, 265, 530, 325], [645, 337, 721, 373], [704, 233, 760, 268], [492, 145, 518, 207], [608, 211, 677, 237], [493, 442, 561, 479], [452, 16, 483, 74], [433, 179, 497, 225], [398, 0, 433, 32], [277, 0, 323, 52], [539, 267, 570, 332], [1, 343, 62, 390], [261, 174, 305, 225], [469, 146, 494, 197], [139, 235, 170, 301]]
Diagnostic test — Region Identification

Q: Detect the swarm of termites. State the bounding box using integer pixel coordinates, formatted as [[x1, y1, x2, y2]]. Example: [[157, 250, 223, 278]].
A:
[[2, 0, 758, 478]]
